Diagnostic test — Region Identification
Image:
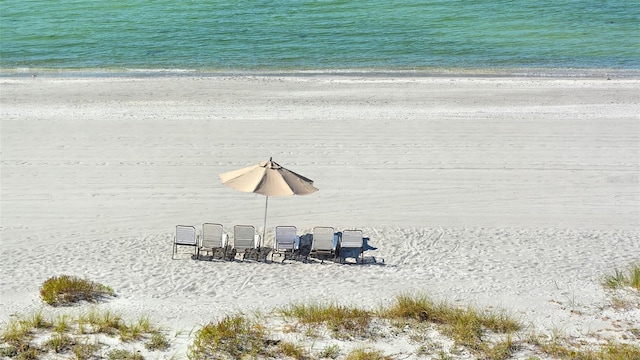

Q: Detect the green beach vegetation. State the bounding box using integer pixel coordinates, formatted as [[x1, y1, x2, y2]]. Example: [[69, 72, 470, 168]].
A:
[[1, 273, 639, 359], [280, 302, 372, 339], [40, 275, 114, 306], [0, 309, 169, 359], [379, 293, 521, 357], [602, 263, 640, 291], [188, 314, 269, 359]]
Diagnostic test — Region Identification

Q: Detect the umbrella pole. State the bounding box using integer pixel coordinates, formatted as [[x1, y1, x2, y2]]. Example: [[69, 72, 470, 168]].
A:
[[262, 195, 269, 247]]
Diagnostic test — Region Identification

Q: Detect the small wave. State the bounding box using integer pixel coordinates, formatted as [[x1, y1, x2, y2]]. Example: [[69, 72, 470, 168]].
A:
[[2, 66, 639, 79]]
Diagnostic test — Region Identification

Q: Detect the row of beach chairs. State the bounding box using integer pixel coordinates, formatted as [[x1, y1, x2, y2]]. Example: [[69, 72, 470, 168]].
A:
[[172, 224, 365, 263]]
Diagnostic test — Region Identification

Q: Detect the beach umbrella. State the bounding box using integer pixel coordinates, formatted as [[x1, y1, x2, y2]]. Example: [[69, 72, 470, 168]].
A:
[[219, 158, 318, 245]]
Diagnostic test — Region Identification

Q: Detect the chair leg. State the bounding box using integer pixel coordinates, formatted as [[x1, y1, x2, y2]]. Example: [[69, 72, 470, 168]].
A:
[[283, 250, 293, 263]]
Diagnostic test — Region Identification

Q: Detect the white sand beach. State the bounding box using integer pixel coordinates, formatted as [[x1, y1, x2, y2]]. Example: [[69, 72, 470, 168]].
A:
[[1, 75, 639, 358]]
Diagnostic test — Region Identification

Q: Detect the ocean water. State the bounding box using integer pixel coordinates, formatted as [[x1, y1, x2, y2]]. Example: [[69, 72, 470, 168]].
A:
[[1, 0, 639, 76]]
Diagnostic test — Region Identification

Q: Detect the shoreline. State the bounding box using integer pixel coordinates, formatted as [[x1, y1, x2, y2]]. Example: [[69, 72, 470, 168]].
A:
[[3, 66, 640, 79]]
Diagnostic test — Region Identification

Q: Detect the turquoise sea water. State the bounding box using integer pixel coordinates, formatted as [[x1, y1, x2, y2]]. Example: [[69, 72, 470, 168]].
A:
[[1, 0, 639, 76]]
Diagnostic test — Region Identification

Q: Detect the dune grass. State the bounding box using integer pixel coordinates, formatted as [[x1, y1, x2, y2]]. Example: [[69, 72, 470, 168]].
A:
[[280, 302, 372, 339], [536, 333, 640, 360], [346, 347, 393, 360], [188, 314, 270, 359], [107, 348, 144, 360], [189, 313, 323, 359], [78, 309, 125, 336], [0, 318, 35, 359], [602, 264, 640, 291], [318, 344, 341, 359], [4, 300, 639, 360], [40, 275, 114, 306], [379, 293, 521, 355], [0, 309, 170, 359], [0, 309, 53, 359], [0, 276, 168, 359], [188, 293, 637, 359], [145, 331, 170, 351], [3, 277, 639, 360], [277, 340, 308, 359]]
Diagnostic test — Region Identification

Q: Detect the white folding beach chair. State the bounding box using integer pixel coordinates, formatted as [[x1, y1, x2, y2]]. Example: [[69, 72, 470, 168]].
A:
[[233, 225, 260, 260], [339, 229, 364, 264], [172, 225, 197, 259], [271, 226, 298, 262], [311, 226, 336, 263], [198, 223, 228, 260]]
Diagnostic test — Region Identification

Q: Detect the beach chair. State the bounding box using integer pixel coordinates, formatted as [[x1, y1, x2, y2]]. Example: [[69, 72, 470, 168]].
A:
[[198, 223, 228, 260], [233, 225, 260, 260], [271, 226, 298, 262], [339, 229, 364, 264], [172, 225, 197, 259], [310, 226, 336, 263]]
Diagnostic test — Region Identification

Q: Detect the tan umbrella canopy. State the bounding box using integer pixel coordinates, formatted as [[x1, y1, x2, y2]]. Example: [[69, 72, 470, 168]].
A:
[[219, 157, 318, 244]]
